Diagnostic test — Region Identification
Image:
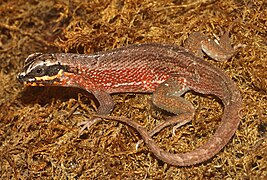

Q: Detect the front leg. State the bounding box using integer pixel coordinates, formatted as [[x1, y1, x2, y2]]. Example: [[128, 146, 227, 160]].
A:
[[78, 90, 115, 134], [93, 90, 115, 115]]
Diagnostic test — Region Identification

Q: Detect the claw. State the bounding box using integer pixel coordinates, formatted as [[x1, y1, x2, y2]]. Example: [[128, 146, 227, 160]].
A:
[[172, 126, 178, 136], [77, 117, 102, 136], [135, 139, 144, 150], [172, 119, 192, 136]]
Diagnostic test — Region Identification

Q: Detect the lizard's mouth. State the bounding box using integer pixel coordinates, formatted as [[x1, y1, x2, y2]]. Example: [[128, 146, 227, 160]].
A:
[[22, 80, 60, 86], [17, 69, 64, 86]]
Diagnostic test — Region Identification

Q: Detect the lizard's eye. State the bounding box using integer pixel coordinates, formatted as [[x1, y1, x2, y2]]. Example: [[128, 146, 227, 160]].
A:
[[31, 66, 46, 76]]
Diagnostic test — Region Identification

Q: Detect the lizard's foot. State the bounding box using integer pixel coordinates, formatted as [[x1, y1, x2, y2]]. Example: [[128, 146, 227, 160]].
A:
[[171, 117, 192, 136], [77, 117, 102, 136], [136, 113, 193, 150], [77, 89, 115, 136], [184, 24, 238, 61]]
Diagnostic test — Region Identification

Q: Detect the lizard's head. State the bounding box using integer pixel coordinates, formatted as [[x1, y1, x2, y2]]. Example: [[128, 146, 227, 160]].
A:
[[17, 53, 69, 86]]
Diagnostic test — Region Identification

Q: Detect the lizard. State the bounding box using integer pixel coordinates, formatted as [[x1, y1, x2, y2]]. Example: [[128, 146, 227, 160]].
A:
[[17, 28, 242, 166]]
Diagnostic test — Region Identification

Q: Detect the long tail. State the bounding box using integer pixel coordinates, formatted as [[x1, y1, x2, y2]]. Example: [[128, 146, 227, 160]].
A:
[[95, 91, 241, 166]]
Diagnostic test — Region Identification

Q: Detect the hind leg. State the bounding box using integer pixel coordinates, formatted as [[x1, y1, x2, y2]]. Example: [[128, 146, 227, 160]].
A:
[[136, 78, 195, 148]]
